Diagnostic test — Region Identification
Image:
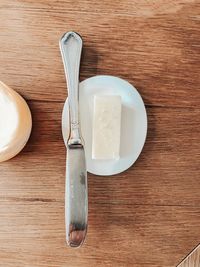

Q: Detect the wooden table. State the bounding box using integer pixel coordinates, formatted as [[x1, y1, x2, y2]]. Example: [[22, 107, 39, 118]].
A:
[[178, 244, 200, 267], [0, 1, 200, 266]]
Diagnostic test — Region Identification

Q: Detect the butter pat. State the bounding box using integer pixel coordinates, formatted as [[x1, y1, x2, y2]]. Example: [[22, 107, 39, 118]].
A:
[[92, 95, 121, 160], [0, 81, 32, 162]]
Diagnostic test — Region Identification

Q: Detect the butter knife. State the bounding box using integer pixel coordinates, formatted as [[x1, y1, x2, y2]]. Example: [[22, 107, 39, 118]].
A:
[[59, 31, 88, 248]]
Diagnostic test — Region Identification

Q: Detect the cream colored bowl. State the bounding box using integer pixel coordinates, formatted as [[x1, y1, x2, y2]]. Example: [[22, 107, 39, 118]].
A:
[[0, 81, 32, 162]]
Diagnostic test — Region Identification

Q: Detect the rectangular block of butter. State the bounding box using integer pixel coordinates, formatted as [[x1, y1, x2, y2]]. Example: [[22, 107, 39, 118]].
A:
[[92, 95, 121, 160]]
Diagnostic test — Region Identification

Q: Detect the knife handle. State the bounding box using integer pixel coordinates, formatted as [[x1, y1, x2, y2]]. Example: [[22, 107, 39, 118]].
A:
[[59, 31, 83, 142]]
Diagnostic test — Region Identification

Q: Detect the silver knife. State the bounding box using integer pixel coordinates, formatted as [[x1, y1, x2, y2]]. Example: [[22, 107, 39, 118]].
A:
[[59, 31, 88, 248]]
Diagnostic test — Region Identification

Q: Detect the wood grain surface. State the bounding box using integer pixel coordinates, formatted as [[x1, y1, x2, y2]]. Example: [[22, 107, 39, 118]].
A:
[[178, 244, 200, 267], [0, 1, 200, 266]]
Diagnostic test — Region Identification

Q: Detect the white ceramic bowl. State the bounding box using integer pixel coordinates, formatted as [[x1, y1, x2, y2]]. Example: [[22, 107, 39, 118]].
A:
[[62, 75, 147, 175]]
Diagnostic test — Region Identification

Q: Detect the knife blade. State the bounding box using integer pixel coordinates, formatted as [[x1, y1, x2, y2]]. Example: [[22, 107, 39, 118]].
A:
[[66, 145, 87, 247]]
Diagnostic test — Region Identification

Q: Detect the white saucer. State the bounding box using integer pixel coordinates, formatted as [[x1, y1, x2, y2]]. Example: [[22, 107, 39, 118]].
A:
[[62, 75, 147, 176]]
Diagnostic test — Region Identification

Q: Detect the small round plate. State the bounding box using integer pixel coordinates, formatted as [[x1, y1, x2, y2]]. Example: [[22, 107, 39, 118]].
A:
[[62, 75, 147, 176]]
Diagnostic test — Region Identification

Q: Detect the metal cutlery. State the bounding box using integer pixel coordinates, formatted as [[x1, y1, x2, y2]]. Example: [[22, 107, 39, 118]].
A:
[[60, 31, 88, 248]]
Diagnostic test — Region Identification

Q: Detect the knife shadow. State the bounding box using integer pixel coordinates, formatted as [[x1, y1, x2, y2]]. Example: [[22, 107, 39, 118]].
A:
[[80, 46, 99, 81]]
